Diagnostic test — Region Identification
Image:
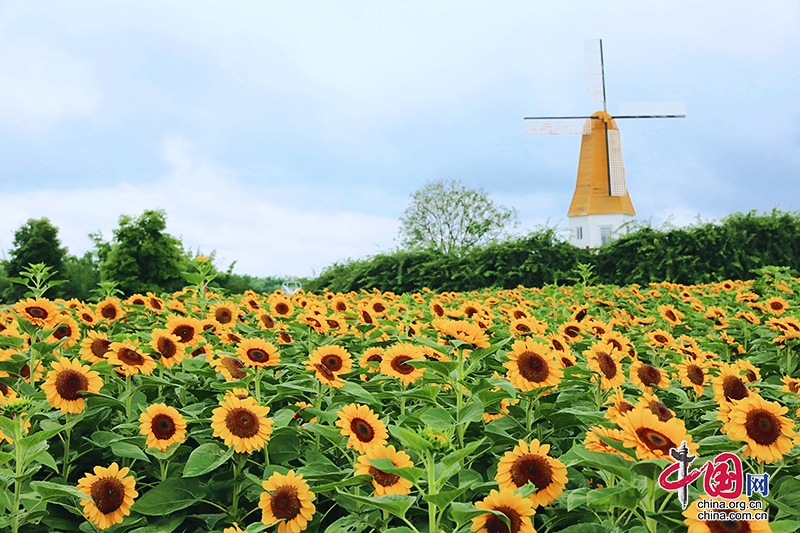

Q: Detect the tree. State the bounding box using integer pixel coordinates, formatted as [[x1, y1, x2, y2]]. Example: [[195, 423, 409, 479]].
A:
[[2, 218, 67, 301], [398, 179, 519, 254], [99, 210, 189, 295]]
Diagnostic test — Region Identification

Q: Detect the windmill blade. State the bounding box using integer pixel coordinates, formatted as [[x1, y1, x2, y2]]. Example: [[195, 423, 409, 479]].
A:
[[585, 39, 606, 106], [524, 118, 592, 135], [607, 129, 627, 196], [618, 101, 686, 117]]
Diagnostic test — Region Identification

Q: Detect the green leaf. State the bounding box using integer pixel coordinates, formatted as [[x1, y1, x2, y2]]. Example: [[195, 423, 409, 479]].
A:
[[132, 479, 206, 515], [128, 516, 186, 533], [389, 425, 432, 452], [419, 408, 454, 430], [183, 443, 234, 478], [561, 445, 633, 481], [110, 441, 150, 463], [457, 397, 484, 425], [442, 439, 484, 467], [557, 525, 617, 533], [422, 484, 471, 508], [449, 501, 510, 529], [322, 515, 368, 533], [585, 484, 641, 510], [771, 521, 800, 533], [0, 417, 17, 440], [335, 491, 414, 520], [340, 382, 376, 404], [313, 474, 372, 493], [630, 459, 669, 480], [367, 457, 424, 484], [30, 480, 91, 501]]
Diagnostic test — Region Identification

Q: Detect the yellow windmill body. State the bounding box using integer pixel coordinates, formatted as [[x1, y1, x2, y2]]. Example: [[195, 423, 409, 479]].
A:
[[525, 40, 685, 247]]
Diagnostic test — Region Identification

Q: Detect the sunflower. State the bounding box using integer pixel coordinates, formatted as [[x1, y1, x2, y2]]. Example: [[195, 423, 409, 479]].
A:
[[471, 488, 535, 533], [259, 470, 316, 533], [635, 393, 675, 422], [359, 347, 384, 372], [76, 463, 138, 530], [208, 301, 239, 328], [95, 298, 125, 323], [143, 293, 164, 312], [237, 338, 280, 368], [683, 495, 772, 533], [12, 298, 60, 327], [509, 317, 546, 337], [164, 315, 203, 347], [432, 319, 490, 348], [75, 305, 98, 326], [725, 394, 796, 463], [544, 334, 569, 354], [617, 407, 697, 461], [304, 345, 353, 388], [557, 321, 583, 343], [354, 445, 414, 496], [211, 355, 249, 381], [780, 375, 800, 394], [335, 403, 388, 454], [658, 304, 684, 326], [78, 331, 111, 363], [42, 357, 104, 414], [673, 359, 708, 396], [139, 403, 187, 451], [211, 395, 273, 453], [764, 296, 789, 316], [645, 329, 675, 349], [584, 341, 625, 390], [380, 343, 426, 386], [148, 329, 185, 369], [331, 297, 350, 313], [584, 426, 634, 460], [712, 367, 750, 406], [430, 299, 446, 318], [0, 379, 18, 405], [604, 389, 635, 423], [600, 331, 633, 359], [629, 360, 670, 394], [48, 315, 81, 348], [256, 311, 277, 330], [223, 523, 245, 533], [495, 438, 568, 508], [504, 338, 563, 393], [270, 295, 295, 318], [107, 339, 157, 376]]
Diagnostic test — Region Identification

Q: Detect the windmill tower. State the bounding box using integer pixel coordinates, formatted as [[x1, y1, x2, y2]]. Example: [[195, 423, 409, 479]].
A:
[[524, 39, 685, 248]]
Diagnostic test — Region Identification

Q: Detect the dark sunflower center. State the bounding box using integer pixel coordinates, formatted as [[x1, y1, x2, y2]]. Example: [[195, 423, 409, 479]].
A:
[[118, 348, 145, 367], [770, 302, 784, 311], [517, 351, 549, 383], [561, 357, 574, 367], [226, 333, 242, 344], [433, 304, 444, 317], [743, 371, 756, 383], [390, 355, 415, 375], [172, 326, 195, 343], [484, 505, 523, 533], [225, 407, 260, 438], [247, 348, 269, 363], [336, 302, 347, 312], [635, 427, 675, 455], [637, 364, 662, 387], [619, 401, 634, 414], [516, 324, 531, 333], [156, 337, 178, 358], [360, 310, 373, 324], [26, 306, 48, 319], [706, 516, 751, 533], [647, 401, 673, 422], [0, 382, 9, 396], [131, 298, 145, 305], [366, 354, 382, 363], [722, 376, 748, 402], [90, 477, 125, 515], [596, 351, 617, 379], [509, 453, 553, 490], [789, 381, 799, 393], [654, 334, 668, 344], [54, 369, 88, 401], [314, 363, 335, 381], [744, 408, 781, 446], [215, 308, 233, 324], [564, 326, 580, 338], [149, 298, 162, 310], [373, 303, 386, 313], [665, 310, 677, 322], [100, 305, 117, 319], [275, 303, 290, 315], [91, 338, 112, 358], [687, 365, 705, 386], [323, 354, 343, 372], [82, 313, 94, 322], [54, 325, 72, 340], [270, 485, 301, 520], [350, 418, 375, 442], [151, 413, 177, 440], [608, 338, 622, 351], [368, 465, 400, 487], [551, 339, 565, 352], [260, 314, 275, 328], [575, 308, 588, 322], [221, 357, 248, 379]]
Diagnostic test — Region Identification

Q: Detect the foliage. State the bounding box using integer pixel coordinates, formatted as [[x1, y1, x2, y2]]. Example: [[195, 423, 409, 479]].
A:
[[1, 218, 67, 301], [398, 179, 519, 255]]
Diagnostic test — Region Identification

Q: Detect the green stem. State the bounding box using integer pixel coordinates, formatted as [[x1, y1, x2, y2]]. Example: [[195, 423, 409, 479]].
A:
[[400, 395, 406, 417], [426, 449, 437, 533], [61, 415, 72, 480], [255, 367, 262, 404], [11, 417, 24, 533], [125, 373, 133, 423], [159, 459, 168, 481], [455, 348, 466, 449]]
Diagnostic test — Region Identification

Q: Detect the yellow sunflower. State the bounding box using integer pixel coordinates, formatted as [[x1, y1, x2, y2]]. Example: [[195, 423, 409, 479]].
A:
[[259, 470, 315, 533], [735, 359, 761, 383], [95, 298, 125, 323], [12, 298, 60, 327], [673, 358, 708, 396], [471, 488, 535, 533], [359, 347, 384, 372], [75, 305, 98, 327], [658, 304, 684, 326], [584, 426, 634, 460], [208, 301, 239, 328], [433, 319, 491, 348], [237, 338, 280, 368], [584, 341, 625, 390], [42, 357, 104, 414], [335, 403, 388, 454], [635, 392, 675, 422], [78, 331, 112, 364], [683, 495, 771, 533], [712, 367, 750, 406], [629, 360, 670, 394], [495, 438, 568, 508], [503, 338, 563, 393], [223, 523, 245, 533], [211, 355, 249, 381], [764, 296, 789, 316], [76, 463, 138, 530], [139, 403, 187, 451], [557, 321, 584, 343], [645, 329, 675, 349], [211, 395, 273, 453], [725, 394, 796, 463], [107, 339, 157, 376], [604, 389, 635, 424], [509, 317, 546, 337], [354, 445, 414, 496], [780, 375, 800, 394], [304, 345, 353, 388], [380, 343, 426, 386], [164, 315, 204, 347], [617, 407, 697, 461], [269, 295, 295, 318], [148, 329, 185, 369], [48, 315, 81, 348]]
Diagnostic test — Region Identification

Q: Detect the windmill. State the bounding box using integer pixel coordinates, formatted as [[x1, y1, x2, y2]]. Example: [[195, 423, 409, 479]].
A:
[[524, 39, 685, 248]]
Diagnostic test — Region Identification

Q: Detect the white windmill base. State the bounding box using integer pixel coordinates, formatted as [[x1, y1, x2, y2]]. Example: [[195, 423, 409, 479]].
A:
[[569, 213, 634, 249]]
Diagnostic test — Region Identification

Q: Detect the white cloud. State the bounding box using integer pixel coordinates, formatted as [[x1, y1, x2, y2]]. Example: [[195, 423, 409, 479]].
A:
[[0, 137, 398, 277]]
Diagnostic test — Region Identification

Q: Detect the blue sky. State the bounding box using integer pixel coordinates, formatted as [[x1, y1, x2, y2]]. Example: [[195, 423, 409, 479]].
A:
[[0, 1, 798, 277]]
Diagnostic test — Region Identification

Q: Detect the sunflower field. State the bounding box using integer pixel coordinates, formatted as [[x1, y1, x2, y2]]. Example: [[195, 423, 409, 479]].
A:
[[1, 261, 800, 533]]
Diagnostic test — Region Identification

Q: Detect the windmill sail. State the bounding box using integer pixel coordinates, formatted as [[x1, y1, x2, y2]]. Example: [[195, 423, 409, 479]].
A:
[[618, 101, 686, 117], [607, 129, 626, 196], [524, 118, 591, 135], [585, 39, 606, 106]]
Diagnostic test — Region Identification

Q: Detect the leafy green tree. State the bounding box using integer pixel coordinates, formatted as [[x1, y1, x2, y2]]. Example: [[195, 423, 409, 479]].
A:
[[2, 218, 67, 301], [61, 252, 100, 301], [398, 179, 519, 254], [99, 210, 189, 296]]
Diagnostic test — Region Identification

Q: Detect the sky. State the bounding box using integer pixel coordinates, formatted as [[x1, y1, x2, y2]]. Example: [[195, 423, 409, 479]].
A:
[[0, 1, 798, 278]]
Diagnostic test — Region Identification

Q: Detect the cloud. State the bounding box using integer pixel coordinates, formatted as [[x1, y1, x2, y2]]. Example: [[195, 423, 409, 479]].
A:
[[0, 137, 398, 277]]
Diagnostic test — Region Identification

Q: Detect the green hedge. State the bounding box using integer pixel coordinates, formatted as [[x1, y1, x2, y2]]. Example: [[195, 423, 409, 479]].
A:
[[306, 210, 800, 293]]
